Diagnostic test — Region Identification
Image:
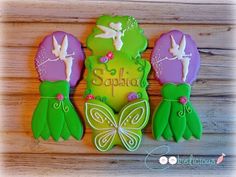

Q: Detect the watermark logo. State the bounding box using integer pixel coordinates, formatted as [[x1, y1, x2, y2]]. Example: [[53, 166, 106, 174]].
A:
[[216, 153, 226, 164], [144, 145, 226, 171]]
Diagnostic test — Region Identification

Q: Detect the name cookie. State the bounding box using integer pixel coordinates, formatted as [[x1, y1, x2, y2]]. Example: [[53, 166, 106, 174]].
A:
[[85, 15, 150, 151], [85, 51, 150, 112]]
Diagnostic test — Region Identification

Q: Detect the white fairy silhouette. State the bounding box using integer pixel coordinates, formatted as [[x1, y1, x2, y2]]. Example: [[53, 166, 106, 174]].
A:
[[155, 35, 192, 82], [37, 35, 75, 82], [95, 22, 126, 51]]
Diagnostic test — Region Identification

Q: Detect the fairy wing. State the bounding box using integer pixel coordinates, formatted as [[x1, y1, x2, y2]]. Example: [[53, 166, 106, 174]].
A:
[[118, 100, 149, 151], [60, 35, 69, 59], [170, 35, 178, 49], [85, 100, 117, 151], [179, 35, 186, 55], [95, 25, 116, 38], [169, 35, 179, 56], [52, 35, 60, 57]]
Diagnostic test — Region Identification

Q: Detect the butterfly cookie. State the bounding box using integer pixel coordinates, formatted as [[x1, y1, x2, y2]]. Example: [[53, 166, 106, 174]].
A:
[[85, 99, 149, 151]]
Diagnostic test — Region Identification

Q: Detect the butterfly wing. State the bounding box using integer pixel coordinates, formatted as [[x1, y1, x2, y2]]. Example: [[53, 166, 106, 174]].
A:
[[95, 25, 117, 38], [85, 100, 117, 151], [118, 100, 150, 151], [60, 35, 69, 59], [94, 129, 117, 152]]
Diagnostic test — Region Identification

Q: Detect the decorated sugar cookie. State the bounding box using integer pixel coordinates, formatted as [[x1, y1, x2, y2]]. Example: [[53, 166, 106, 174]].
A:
[[85, 15, 151, 151], [151, 30, 200, 84], [35, 31, 85, 87], [87, 15, 147, 58], [85, 51, 150, 112], [151, 30, 202, 142], [85, 99, 149, 152], [32, 31, 84, 141]]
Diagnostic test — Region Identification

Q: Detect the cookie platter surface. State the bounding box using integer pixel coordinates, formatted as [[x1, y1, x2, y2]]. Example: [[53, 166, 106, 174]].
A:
[[0, 0, 235, 176]]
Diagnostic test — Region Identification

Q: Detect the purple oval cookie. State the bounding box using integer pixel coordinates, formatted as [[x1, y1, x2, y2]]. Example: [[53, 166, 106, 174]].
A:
[[151, 30, 200, 84], [35, 31, 85, 87]]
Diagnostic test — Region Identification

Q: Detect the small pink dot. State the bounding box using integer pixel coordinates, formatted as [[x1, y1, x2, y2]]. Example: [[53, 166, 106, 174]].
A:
[[179, 96, 187, 105], [106, 51, 114, 60], [86, 94, 95, 100], [57, 94, 64, 101]]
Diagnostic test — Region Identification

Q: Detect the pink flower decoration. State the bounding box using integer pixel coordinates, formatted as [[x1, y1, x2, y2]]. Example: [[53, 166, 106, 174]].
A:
[[56, 93, 64, 101], [128, 92, 139, 101], [86, 94, 95, 100], [100, 56, 109, 63], [179, 96, 187, 105], [106, 51, 114, 60]]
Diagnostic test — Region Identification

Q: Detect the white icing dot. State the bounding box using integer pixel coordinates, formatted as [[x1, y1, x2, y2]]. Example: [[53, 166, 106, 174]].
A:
[[169, 156, 177, 165], [159, 156, 168, 165], [129, 140, 133, 145]]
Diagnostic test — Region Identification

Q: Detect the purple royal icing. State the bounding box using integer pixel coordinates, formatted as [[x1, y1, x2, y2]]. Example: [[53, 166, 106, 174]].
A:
[[151, 30, 200, 85], [35, 31, 85, 87]]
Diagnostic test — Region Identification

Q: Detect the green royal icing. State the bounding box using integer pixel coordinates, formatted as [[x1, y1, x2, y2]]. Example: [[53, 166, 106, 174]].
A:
[[32, 81, 83, 141], [152, 83, 202, 142], [85, 99, 150, 152], [87, 15, 147, 58], [85, 15, 150, 152], [85, 51, 150, 112]]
